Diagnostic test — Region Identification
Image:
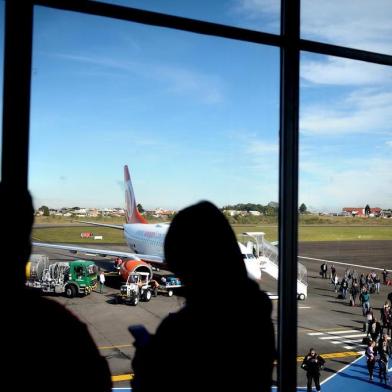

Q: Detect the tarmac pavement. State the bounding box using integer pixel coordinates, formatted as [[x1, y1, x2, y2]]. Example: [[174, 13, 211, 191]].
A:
[[31, 240, 392, 389]]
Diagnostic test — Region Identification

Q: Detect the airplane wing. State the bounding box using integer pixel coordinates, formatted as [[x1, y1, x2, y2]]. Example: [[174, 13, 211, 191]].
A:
[[32, 242, 163, 264], [75, 220, 124, 230]]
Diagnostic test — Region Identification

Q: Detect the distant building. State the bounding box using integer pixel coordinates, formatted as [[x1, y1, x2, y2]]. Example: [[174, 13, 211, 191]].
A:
[[153, 208, 176, 217], [223, 210, 240, 216], [381, 209, 392, 218], [342, 207, 382, 216]]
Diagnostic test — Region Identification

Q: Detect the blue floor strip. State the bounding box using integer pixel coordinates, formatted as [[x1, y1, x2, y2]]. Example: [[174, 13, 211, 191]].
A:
[[320, 355, 391, 391], [113, 357, 391, 391]]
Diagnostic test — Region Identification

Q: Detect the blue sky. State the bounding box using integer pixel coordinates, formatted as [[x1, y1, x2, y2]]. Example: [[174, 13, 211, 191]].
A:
[[1, 1, 391, 211]]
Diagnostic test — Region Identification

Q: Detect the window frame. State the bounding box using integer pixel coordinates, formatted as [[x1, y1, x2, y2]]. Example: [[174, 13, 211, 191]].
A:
[[2, 1, 392, 390]]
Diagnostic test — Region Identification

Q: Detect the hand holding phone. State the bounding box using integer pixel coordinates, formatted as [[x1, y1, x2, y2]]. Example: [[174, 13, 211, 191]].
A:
[[128, 324, 151, 347]]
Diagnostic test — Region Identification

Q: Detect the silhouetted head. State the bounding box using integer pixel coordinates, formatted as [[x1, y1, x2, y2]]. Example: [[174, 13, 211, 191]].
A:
[[0, 183, 34, 289], [164, 201, 249, 302]]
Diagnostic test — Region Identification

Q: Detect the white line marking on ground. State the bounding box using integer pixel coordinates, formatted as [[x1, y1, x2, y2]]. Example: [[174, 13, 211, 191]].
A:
[[298, 256, 392, 272], [320, 354, 364, 386], [308, 332, 324, 336], [320, 336, 346, 340], [328, 330, 360, 335], [299, 306, 311, 309], [340, 334, 365, 339], [341, 339, 363, 343]]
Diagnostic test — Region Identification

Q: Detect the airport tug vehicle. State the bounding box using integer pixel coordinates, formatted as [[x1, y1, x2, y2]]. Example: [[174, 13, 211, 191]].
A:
[[26, 254, 98, 297], [116, 272, 182, 306]]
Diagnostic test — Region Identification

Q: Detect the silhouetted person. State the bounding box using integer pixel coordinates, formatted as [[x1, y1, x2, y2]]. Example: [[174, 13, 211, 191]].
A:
[[131, 201, 275, 392], [1, 183, 112, 392]]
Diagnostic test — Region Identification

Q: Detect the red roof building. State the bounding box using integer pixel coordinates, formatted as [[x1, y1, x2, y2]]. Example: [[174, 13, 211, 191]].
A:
[[342, 207, 382, 216]]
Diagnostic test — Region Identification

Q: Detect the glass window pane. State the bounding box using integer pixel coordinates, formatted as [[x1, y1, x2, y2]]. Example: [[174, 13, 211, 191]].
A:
[[299, 51, 392, 388], [301, 0, 392, 55], [0, 2, 5, 177], [91, 0, 281, 35], [30, 7, 279, 387]]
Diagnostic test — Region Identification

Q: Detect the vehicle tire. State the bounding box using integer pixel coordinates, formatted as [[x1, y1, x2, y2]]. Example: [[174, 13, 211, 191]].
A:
[[167, 289, 174, 297], [143, 290, 152, 302], [65, 285, 76, 298], [131, 295, 139, 306], [298, 293, 305, 301]]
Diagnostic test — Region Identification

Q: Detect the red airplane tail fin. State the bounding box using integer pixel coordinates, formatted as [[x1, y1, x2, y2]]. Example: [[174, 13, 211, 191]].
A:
[[124, 165, 147, 224]]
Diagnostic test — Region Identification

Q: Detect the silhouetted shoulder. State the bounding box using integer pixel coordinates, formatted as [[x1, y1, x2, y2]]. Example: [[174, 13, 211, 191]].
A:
[[7, 290, 112, 392]]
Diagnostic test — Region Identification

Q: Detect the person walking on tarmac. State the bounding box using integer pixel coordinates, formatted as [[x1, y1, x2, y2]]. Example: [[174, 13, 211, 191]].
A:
[[365, 340, 376, 382], [301, 348, 325, 392], [350, 279, 359, 306], [382, 269, 388, 285], [320, 263, 328, 279], [360, 288, 371, 316], [330, 265, 336, 281]]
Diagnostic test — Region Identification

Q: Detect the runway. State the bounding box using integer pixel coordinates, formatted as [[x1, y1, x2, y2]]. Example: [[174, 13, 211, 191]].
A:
[[30, 241, 392, 389]]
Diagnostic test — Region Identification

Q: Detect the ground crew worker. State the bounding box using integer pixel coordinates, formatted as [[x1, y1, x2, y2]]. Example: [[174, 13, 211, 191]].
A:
[[150, 279, 159, 297], [301, 348, 325, 392], [99, 271, 106, 294]]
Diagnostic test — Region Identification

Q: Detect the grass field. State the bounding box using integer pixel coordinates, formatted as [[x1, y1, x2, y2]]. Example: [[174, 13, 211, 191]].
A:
[[32, 226, 125, 244], [233, 225, 392, 242], [32, 223, 392, 244], [34, 214, 392, 226]]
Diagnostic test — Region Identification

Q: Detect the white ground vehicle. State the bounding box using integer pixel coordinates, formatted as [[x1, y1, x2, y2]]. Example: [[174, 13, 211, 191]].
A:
[[117, 272, 152, 306], [117, 272, 182, 305]]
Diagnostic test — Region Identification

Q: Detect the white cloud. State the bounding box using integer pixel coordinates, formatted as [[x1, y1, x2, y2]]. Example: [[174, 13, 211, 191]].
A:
[[301, 0, 392, 54], [301, 57, 392, 86], [300, 157, 392, 210], [233, 0, 392, 54], [386, 141, 392, 147], [300, 89, 392, 135], [154, 64, 224, 104], [53, 53, 224, 104], [247, 140, 279, 155], [233, 0, 279, 18]]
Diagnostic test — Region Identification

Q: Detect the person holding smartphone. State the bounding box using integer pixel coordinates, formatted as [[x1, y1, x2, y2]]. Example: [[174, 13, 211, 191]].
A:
[[131, 201, 275, 392]]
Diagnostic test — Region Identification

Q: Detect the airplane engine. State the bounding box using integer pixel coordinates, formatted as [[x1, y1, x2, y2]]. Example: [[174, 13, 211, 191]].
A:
[[119, 259, 153, 281]]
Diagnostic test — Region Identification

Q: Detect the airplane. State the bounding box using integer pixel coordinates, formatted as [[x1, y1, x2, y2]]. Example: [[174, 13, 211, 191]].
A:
[[33, 165, 263, 282]]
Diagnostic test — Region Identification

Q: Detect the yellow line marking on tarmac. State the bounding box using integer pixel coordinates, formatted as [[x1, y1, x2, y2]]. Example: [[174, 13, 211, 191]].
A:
[[112, 352, 361, 382], [296, 351, 361, 362], [112, 374, 134, 382], [99, 344, 132, 350]]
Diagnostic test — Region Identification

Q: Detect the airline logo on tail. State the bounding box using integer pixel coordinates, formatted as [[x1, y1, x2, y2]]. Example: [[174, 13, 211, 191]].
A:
[[124, 165, 148, 224]]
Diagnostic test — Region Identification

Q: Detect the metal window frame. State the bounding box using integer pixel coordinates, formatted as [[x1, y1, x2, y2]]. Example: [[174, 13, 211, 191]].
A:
[[2, 1, 392, 390]]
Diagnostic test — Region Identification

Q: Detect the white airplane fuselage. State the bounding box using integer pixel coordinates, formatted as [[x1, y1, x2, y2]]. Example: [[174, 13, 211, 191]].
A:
[[123, 222, 262, 280], [124, 223, 168, 258]]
